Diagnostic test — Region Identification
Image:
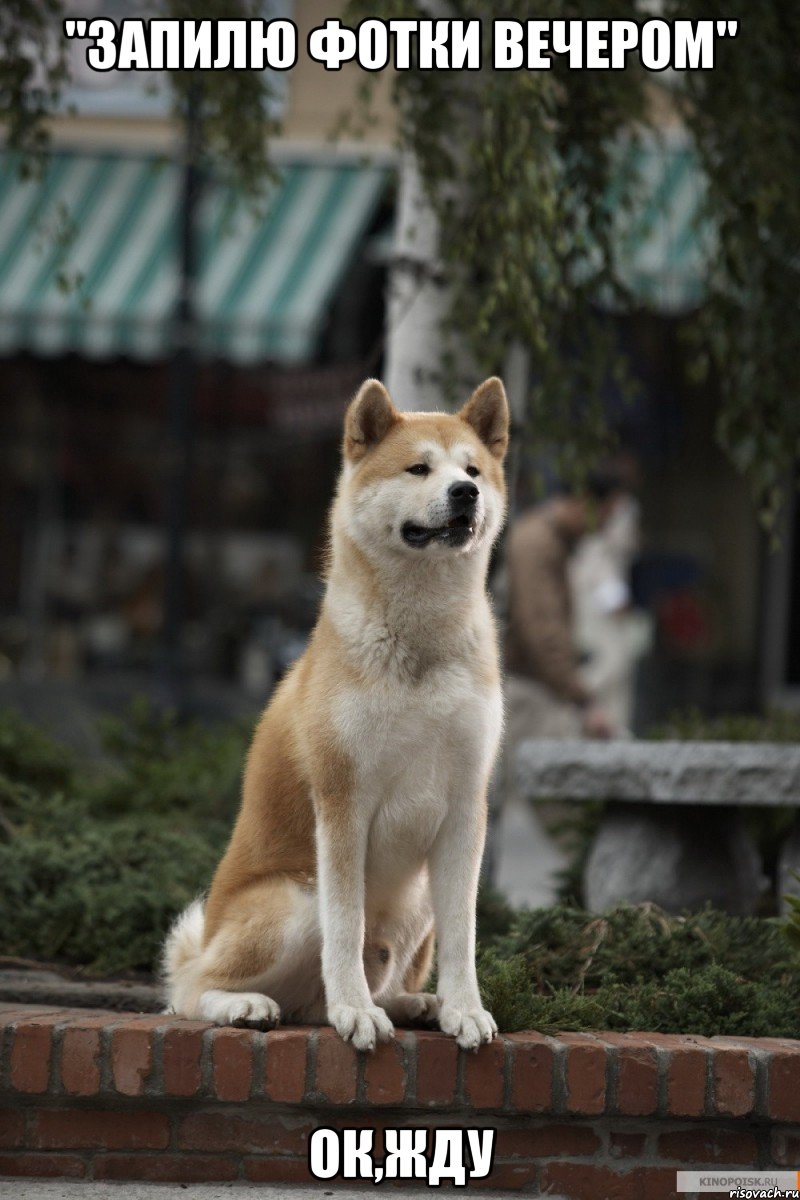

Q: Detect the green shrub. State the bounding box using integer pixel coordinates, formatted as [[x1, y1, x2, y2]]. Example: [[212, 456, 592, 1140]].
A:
[[648, 706, 800, 743], [89, 697, 248, 820], [0, 708, 74, 791], [0, 811, 226, 974], [0, 701, 246, 975], [475, 903, 800, 1037]]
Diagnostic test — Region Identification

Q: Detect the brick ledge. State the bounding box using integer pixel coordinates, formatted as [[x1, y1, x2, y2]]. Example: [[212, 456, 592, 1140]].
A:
[[2, 1003, 800, 1195]]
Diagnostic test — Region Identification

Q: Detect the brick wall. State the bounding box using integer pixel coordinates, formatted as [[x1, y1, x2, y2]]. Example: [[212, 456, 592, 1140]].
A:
[[1, 1003, 799, 1196]]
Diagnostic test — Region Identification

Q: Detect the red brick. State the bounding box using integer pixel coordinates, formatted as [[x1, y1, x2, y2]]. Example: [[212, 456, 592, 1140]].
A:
[[331, 1115, 388, 1158], [713, 1048, 755, 1117], [541, 1162, 639, 1200], [666, 1044, 708, 1117], [602, 1034, 658, 1116], [769, 1048, 800, 1122], [508, 1033, 555, 1113], [464, 1036, 505, 1109], [0, 1006, 64, 1027], [543, 1163, 677, 1200], [177, 1111, 311, 1156], [471, 1161, 537, 1190], [9, 1016, 63, 1093], [244, 1156, 315, 1184], [263, 1028, 308, 1103], [711, 1035, 786, 1052], [562, 1033, 606, 1116], [0, 1107, 25, 1148], [414, 1032, 458, 1106], [363, 1035, 407, 1105], [609, 1131, 647, 1159], [657, 1127, 758, 1165], [771, 1130, 800, 1166], [496, 1124, 601, 1158], [640, 1165, 683, 1200], [631, 1033, 710, 1120], [31, 1109, 169, 1151], [0, 1152, 86, 1178], [60, 1026, 104, 1097], [161, 1022, 207, 1097], [110, 1023, 157, 1096], [314, 1028, 358, 1104], [95, 1154, 239, 1183], [211, 1027, 254, 1101]]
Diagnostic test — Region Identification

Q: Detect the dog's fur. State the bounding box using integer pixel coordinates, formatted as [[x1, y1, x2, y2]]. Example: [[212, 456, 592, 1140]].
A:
[[163, 376, 509, 1051]]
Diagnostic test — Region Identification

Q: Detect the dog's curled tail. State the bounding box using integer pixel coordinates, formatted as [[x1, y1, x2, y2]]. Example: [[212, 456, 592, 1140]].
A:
[[161, 898, 205, 1014]]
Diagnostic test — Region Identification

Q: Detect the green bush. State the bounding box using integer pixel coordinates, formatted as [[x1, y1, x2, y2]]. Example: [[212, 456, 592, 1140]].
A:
[[648, 707, 800, 744], [0, 701, 247, 974], [0, 708, 74, 791], [475, 898, 800, 1037], [89, 697, 248, 819]]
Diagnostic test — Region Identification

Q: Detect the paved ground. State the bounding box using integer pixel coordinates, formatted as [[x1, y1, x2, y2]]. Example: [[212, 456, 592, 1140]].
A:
[[0, 1184, 535, 1199], [493, 796, 566, 909]]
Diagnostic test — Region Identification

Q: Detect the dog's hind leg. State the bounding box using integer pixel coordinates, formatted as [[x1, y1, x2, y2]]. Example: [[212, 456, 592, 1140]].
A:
[[198, 988, 281, 1028], [165, 876, 322, 1027], [381, 926, 440, 1026]]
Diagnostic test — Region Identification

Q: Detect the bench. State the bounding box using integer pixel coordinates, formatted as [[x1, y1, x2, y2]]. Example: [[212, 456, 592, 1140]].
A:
[[515, 739, 800, 914]]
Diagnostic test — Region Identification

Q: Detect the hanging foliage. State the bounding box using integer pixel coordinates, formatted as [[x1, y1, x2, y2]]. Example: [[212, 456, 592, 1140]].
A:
[[1, 0, 279, 193], [347, 0, 800, 520]]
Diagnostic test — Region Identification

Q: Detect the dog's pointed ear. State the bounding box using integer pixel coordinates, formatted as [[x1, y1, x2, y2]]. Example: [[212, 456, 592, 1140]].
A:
[[344, 379, 400, 462], [459, 377, 509, 460]]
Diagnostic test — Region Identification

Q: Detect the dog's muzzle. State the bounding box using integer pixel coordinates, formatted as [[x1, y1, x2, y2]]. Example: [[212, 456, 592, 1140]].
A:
[[401, 482, 480, 548]]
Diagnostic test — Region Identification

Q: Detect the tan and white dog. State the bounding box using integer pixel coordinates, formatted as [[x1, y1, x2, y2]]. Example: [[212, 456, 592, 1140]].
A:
[[163, 376, 509, 1051]]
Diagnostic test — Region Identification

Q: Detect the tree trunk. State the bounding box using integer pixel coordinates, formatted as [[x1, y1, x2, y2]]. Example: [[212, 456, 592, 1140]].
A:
[[383, 151, 452, 412]]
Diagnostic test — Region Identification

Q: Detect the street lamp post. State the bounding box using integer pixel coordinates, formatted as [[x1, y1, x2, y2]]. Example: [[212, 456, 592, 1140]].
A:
[[160, 83, 203, 714]]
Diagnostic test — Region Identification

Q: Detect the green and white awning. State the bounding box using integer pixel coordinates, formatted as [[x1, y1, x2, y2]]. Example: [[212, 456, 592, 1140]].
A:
[[609, 132, 712, 313], [0, 151, 389, 363]]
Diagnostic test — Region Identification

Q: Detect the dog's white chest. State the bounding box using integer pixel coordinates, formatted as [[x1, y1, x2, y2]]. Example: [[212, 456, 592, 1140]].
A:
[[333, 662, 501, 886]]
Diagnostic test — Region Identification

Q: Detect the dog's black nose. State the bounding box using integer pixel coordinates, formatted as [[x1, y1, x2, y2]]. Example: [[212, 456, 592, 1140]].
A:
[[448, 480, 479, 508]]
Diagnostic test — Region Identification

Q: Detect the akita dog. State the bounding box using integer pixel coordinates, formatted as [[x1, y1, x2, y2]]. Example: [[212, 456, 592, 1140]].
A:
[[163, 376, 509, 1051]]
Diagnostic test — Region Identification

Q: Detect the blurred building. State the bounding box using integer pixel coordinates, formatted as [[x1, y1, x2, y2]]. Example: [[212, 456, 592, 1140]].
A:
[[0, 13, 791, 723], [0, 0, 397, 696]]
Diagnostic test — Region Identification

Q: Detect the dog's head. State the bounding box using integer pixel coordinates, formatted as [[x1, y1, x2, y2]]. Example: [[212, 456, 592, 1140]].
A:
[[336, 378, 509, 562]]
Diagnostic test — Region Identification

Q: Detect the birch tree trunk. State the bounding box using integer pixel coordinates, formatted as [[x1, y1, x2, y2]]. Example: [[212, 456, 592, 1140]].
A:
[[383, 151, 453, 412]]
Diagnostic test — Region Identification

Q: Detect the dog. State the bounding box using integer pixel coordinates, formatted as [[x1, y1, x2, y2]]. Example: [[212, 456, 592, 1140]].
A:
[[163, 376, 509, 1051]]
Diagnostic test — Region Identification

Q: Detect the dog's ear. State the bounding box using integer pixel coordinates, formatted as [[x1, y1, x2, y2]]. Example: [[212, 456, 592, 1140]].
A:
[[459, 377, 509, 460], [344, 379, 400, 462]]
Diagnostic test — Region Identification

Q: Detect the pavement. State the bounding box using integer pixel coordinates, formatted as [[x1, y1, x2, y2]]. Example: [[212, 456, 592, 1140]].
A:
[[493, 796, 566, 909], [0, 1184, 533, 1199]]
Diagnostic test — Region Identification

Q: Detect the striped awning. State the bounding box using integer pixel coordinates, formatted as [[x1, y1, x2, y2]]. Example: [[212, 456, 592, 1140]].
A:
[[0, 151, 389, 364], [609, 132, 711, 313]]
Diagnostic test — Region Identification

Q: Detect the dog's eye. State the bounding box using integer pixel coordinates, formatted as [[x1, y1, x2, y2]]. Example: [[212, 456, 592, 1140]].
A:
[[466, 465, 480, 478], [406, 463, 430, 476]]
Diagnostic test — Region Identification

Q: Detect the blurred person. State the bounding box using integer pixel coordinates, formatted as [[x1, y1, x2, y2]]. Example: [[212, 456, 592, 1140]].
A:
[[488, 469, 628, 908], [504, 469, 627, 743], [570, 469, 653, 733]]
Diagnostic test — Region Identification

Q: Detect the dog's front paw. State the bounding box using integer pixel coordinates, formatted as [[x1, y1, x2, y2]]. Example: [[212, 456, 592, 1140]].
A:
[[438, 1002, 497, 1050], [329, 1003, 394, 1051]]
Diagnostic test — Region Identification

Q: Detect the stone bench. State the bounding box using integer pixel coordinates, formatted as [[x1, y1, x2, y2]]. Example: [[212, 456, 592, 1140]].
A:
[[516, 740, 800, 914]]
